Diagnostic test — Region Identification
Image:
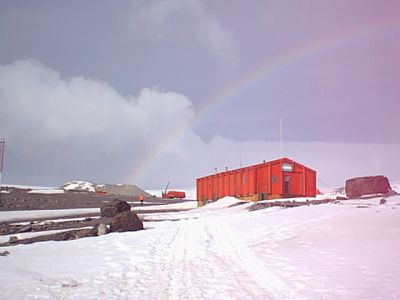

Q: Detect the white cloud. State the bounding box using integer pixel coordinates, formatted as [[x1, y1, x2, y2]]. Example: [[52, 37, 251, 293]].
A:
[[129, 0, 239, 65], [0, 59, 194, 186]]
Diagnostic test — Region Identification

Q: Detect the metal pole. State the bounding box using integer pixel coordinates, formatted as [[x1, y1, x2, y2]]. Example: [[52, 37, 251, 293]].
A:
[[280, 117, 283, 158], [0, 138, 4, 189]]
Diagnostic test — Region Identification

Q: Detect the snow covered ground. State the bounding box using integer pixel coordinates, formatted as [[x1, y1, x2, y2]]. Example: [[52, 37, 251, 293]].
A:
[[9, 216, 100, 226], [392, 182, 400, 194], [0, 227, 91, 244], [28, 189, 64, 194], [0, 208, 99, 223], [135, 200, 197, 211], [0, 202, 196, 223], [0, 184, 56, 190], [1, 195, 400, 299]]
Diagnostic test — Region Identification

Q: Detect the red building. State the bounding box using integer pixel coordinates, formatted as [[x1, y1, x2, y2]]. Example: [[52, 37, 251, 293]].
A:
[[196, 157, 316, 206]]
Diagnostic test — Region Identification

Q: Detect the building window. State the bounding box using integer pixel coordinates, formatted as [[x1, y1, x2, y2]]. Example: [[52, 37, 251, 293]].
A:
[[243, 176, 248, 184], [271, 176, 277, 184], [282, 163, 293, 172]]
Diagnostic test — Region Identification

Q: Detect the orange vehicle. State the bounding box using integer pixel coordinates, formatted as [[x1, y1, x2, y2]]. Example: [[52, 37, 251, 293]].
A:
[[162, 190, 186, 199], [162, 182, 186, 199]]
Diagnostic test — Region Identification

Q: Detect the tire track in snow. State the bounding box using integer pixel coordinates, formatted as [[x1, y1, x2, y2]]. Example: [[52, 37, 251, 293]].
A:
[[145, 217, 289, 299], [142, 218, 272, 299], [204, 218, 294, 299], [78, 217, 294, 299]]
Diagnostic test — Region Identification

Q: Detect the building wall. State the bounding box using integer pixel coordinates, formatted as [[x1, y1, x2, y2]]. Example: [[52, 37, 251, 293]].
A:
[[197, 157, 316, 206]]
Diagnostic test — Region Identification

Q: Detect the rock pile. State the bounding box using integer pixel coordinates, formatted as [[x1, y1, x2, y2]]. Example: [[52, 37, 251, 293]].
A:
[[100, 199, 144, 233], [1, 199, 144, 247], [100, 199, 131, 218], [110, 211, 144, 232]]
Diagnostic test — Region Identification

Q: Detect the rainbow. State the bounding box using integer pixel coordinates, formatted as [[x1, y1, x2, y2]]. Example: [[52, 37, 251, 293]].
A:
[[129, 20, 397, 185]]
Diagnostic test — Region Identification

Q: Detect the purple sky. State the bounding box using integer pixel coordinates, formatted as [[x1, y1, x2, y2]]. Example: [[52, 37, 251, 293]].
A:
[[0, 0, 399, 188]]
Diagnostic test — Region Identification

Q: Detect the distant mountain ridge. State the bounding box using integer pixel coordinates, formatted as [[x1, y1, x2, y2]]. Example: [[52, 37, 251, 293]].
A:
[[62, 181, 150, 197]]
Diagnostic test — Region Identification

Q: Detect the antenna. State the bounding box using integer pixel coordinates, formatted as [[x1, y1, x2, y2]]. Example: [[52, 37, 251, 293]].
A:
[[280, 117, 283, 159], [0, 138, 5, 188], [164, 181, 170, 194]]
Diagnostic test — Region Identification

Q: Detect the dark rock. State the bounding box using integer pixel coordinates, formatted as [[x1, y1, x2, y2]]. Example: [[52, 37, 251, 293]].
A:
[[100, 199, 131, 218], [60, 231, 76, 241], [74, 228, 96, 239], [61, 281, 79, 288], [0, 250, 10, 256], [345, 176, 391, 198], [19, 225, 32, 233], [9, 236, 19, 243], [58, 228, 97, 241], [110, 211, 143, 232], [379, 198, 387, 205]]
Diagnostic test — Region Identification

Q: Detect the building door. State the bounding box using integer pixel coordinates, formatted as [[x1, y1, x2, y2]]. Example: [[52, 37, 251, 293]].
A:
[[283, 175, 290, 197]]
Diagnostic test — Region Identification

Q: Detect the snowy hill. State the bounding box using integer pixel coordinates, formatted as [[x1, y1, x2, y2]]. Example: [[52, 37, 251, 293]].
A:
[[61, 181, 150, 196], [62, 181, 96, 192], [1, 194, 400, 299]]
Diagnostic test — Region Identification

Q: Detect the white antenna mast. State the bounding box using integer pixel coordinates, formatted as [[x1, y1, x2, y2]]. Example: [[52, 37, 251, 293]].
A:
[[0, 138, 5, 188], [280, 117, 283, 158]]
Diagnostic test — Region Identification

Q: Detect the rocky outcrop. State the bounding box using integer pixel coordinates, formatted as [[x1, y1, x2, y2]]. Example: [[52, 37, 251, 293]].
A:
[[74, 228, 97, 239], [59, 228, 96, 240], [110, 211, 143, 232], [345, 176, 392, 198], [100, 199, 131, 218]]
